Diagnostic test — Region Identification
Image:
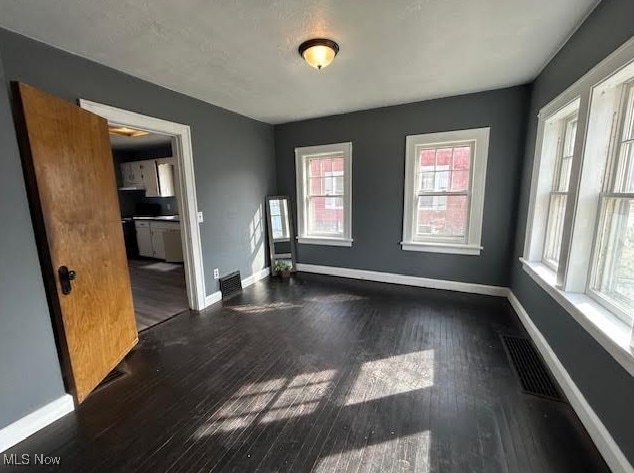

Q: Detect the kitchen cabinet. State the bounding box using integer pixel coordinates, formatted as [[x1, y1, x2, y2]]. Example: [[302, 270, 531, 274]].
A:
[[134, 219, 182, 261], [120, 157, 176, 197], [151, 223, 166, 260], [120, 161, 144, 188], [134, 221, 153, 257], [156, 158, 176, 197]]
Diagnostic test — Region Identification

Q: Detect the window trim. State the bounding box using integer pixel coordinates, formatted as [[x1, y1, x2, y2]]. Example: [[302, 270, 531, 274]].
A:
[[542, 112, 578, 271], [523, 36, 634, 363], [401, 128, 490, 255], [586, 80, 634, 325], [295, 142, 353, 247]]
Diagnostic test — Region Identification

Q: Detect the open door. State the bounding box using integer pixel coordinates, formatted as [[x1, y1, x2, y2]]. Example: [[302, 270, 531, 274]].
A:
[[13, 83, 138, 403]]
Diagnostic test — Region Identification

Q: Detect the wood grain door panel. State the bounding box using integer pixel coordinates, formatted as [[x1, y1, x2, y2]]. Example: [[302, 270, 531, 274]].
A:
[[14, 83, 138, 403]]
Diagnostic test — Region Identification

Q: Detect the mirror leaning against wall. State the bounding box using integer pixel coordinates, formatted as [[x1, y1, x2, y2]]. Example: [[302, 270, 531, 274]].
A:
[[265, 196, 297, 277]]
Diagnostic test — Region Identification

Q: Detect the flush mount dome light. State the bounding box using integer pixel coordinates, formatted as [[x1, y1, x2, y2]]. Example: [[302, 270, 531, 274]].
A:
[[298, 38, 339, 70], [108, 125, 149, 138]]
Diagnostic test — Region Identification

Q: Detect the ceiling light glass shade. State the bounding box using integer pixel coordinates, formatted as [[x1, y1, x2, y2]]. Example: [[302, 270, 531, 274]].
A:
[[108, 126, 149, 137], [299, 39, 339, 70]]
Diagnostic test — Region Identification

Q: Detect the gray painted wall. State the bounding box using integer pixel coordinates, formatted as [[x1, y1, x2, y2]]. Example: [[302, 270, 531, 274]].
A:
[[0, 52, 66, 428], [275, 86, 530, 287], [511, 0, 634, 463], [0, 28, 276, 430], [0, 27, 276, 298]]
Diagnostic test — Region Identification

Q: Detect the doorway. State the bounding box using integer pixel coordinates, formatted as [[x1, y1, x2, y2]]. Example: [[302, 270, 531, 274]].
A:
[[80, 100, 207, 314], [109, 129, 188, 331]]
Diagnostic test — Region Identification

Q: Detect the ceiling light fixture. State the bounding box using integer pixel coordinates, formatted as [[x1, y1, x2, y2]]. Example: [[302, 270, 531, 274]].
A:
[[108, 126, 149, 138], [298, 38, 339, 70]]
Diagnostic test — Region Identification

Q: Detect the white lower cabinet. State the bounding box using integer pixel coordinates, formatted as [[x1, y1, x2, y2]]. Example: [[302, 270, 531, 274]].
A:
[[135, 221, 153, 257], [151, 226, 166, 260], [135, 220, 181, 261]]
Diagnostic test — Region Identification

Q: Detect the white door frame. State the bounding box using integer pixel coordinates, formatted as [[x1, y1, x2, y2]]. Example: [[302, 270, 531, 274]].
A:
[[79, 99, 207, 311]]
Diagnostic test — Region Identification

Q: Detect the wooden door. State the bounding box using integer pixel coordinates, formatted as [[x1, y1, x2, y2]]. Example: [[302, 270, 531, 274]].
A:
[[13, 83, 138, 403]]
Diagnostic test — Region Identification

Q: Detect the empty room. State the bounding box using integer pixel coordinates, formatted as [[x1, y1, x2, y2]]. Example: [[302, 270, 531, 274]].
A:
[[0, 1, 632, 472]]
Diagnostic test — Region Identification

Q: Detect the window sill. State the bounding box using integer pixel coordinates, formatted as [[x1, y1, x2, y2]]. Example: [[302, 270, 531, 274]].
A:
[[520, 258, 634, 377], [297, 237, 353, 247], [401, 241, 482, 255]]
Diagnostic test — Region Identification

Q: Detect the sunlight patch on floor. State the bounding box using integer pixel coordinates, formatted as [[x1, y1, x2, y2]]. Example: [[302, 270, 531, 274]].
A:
[[193, 370, 337, 437], [344, 350, 434, 406], [307, 293, 367, 303], [228, 301, 303, 314], [314, 431, 431, 473]]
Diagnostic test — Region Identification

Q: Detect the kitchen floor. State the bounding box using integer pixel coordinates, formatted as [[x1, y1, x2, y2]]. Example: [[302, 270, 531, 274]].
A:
[[128, 259, 188, 331]]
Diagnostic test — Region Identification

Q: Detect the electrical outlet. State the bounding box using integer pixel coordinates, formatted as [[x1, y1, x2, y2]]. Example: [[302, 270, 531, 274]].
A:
[[198, 211, 204, 223], [213, 268, 219, 279]]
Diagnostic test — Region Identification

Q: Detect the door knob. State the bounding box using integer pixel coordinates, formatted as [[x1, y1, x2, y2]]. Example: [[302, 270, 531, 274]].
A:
[[58, 265, 77, 295]]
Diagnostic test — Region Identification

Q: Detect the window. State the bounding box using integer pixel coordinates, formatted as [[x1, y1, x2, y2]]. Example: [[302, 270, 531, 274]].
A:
[[295, 142, 352, 246], [543, 112, 579, 269], [523, 37, 634, 364], [401, 128, 490, 255], [589, 81, 634, 322]]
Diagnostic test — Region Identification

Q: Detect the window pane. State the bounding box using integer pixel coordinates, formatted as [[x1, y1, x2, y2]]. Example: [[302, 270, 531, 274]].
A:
[[563, 118, 578, 157], [450, 169, 470, 192], [556, 118, 578, 191], [543, 194, 567, 268], [417, 145, 472, 193], [591, 198, 634, 322], [614, 141, 634, 193], [324, 197, 344, 210], [622, 84, 634, 141], [308, 177, 324, 196], [323, 171, 344, 195], [308, 197, 344, 235], [416, 195, 467, 239], [557, 156, 574, 192], [308, 156, 343, 178], [419, 170, 435, 192]]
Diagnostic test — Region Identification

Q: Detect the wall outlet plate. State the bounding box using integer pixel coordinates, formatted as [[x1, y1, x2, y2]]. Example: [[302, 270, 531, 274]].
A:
[[213, 268, 219, 279], [197, 211, 204, 223]]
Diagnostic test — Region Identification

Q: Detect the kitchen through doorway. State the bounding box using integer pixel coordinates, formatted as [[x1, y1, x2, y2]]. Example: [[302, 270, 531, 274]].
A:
[[110, 129, 188, 331], [80, 99, 207, 317]]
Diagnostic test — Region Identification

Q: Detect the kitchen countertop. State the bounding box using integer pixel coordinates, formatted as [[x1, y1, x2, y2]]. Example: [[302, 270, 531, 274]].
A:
[[129, 215, 180, 223]]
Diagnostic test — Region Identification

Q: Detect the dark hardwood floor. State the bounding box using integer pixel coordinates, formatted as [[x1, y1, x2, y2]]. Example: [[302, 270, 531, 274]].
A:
[[128, 259, 188, 331], [2, 274, 608, 472]]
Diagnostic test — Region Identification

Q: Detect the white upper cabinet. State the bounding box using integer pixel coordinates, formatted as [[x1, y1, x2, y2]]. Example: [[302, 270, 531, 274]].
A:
[[139, 159, 159, 197], [120, 157, 176, 197], [120, 161, 144, 188], [156, 158, 176, 197]]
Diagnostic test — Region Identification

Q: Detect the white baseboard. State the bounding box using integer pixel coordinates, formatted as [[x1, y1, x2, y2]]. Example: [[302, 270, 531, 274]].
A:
[[296, 263, 508, 297], [204, 266, 270, 309], [508, 292, 633, 473], [242, 267, 271, 288], [0, 395, 74, 453]]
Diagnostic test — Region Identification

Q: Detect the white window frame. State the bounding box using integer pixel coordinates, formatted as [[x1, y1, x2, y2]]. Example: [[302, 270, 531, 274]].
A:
[[401, 128, 490, 255], [295, 142, 353, 247], [541, 108, 580, 271], [522, 37, 634, 375]]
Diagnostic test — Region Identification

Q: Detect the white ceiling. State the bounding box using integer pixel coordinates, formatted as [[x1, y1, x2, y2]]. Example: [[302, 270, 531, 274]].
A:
[[0, 0, 598, 124]]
